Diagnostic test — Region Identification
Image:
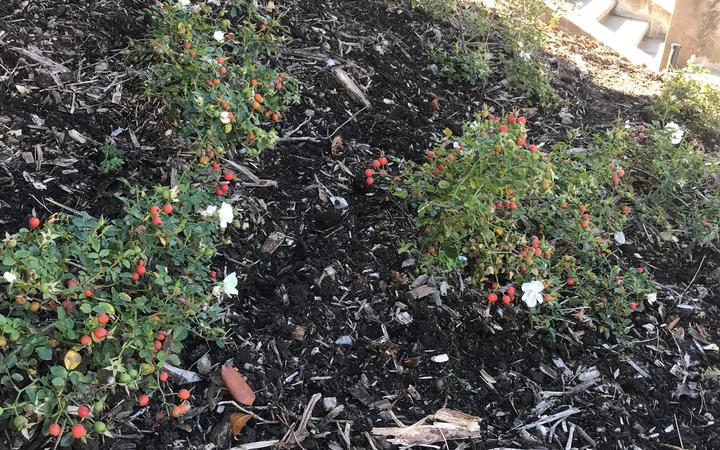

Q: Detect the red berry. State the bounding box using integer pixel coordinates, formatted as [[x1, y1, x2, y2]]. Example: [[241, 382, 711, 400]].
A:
[[507, 115, 516, 123], [223, 172, 234, 181], [80, 335, 91, 346], [28, 217, 41, 229], [157, 331, 166, 341], [567, 277, 575, 285], [491, 282, 499, 289], [506, 286, 515, 296], [629, 302, 638, 311], [137, 259, 145, 266], [159, 371, 169, 382], [221, 183, 230, 193], [582, 214, 591, 220], [580, 221, 589, 228], [518, 116, 527, 124], [150, 205, 160, 216], [77, 405, 90, 418], [138, 394, 150, 407], [516, 138, 526, 146], [379, 156, 388, 166], [528, 144, 538, 153], [211, 162, 221, 170], [93, 328, 107, 340], [487, 293, 498, 303], [613, 177, 620, 186], [62, 300, 74, 311], [152, 216, 162, 226], [425, 150, 435, 158], [635, 267, 644, 274], [66, 278, 77, 288], [364, 169, 374, 178], [499, 125, 509, 133], [561, 201, 568, 209], [502, 295, 511, 304], [209, 271, 217, 280], [71, 424, 86, 439], [97, 313, 109, 325], [371, 159, 381, 169], [616, 169, 625, 177], [154, 340, 162, 350], [163, 204, 173, 214], [83, 289, 93, 298], [366, 177, 375, 186], [579, 205, 587, 213], [48, 423, 62, 437], [610, 162, 616, 170], [178, 389, 191, 400], [217, 56, 225, 65], [508, 202, 517, 210], [130, 273, 140, 282], [215, 188, 224, 197], [426, 246, 436, 254], [135, 265, 147, 276]]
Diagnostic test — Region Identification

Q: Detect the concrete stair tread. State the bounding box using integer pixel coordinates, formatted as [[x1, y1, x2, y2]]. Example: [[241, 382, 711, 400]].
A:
[[638, 36, 665, 63], [600, 14, 651, 47], [577, 0, 617, 20]]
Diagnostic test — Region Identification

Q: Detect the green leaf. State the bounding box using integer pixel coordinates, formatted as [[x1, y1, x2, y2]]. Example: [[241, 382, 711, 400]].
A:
[[51, 377, 66, 387], [173, 325, 188, 341], [36, 347, 53, 361]]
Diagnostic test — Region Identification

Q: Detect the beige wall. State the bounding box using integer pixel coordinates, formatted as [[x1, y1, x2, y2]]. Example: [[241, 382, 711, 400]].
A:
[[663, 0, 720, 68]]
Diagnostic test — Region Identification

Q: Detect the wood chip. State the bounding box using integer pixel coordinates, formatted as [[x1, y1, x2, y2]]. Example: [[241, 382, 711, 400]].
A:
[[332, 67, 371, 108], [261, 231, 286, 253], [408, 285, 437, 300]]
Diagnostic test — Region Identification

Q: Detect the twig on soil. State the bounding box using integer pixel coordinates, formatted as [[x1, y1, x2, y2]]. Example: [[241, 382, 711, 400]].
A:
[[45, 197, 82, 216], [674, 414, 684, 449], [217, 401, 273, 424], [229, 440, 280, 450], [282, 117, 311, 138], [326, 105, 368, 138], [516, 407, 580, 431], [567, 422, 596, 447], [278, 393, 322, 448], [678, 254, 705, 301]]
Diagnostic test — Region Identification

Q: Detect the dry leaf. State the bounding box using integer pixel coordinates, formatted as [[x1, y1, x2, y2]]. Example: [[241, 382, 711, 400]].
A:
[[221, 365, 256, 405], [429, 96, 440, 111], [64, 350, 81, 370], [229, 413, 252, 438], [330, 135, 344, 154]]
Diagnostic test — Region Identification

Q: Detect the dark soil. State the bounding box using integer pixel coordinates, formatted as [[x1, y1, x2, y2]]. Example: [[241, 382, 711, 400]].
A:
[[1, 0, 719, 449]]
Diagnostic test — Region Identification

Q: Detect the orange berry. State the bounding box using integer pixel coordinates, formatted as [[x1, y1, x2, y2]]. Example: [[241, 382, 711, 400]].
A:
[[71, 424, 86, 439], [178, 389, 190, 400]]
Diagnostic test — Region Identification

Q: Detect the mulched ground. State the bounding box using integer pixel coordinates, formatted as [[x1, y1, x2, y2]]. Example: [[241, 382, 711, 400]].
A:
[[1, 0, 719, 449]]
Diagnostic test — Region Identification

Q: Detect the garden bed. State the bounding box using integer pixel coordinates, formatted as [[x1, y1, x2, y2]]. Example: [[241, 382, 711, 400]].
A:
[[1, 0, 719, 449]]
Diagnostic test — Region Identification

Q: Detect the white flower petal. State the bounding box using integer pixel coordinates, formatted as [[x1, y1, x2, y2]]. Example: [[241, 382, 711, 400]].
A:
[[521, 280, 544, 308], [200, 205, 218, 217], [218, 202, 234, 229], [213, 30, 225, 42], [220, 111, 231, 124], [3, 272, 17, 283], [222, 272, 238, 296]]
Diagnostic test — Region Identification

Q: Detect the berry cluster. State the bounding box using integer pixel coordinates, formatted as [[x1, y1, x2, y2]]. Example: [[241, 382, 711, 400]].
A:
[[363, 156, 388, 186]]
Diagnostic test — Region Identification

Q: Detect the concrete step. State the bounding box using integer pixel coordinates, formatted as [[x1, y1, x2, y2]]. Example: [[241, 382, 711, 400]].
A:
[[653, 0, 675, 13], [638, 36, 665, 65], [600, 14, 651, 47], [578, 0, 617, 20]]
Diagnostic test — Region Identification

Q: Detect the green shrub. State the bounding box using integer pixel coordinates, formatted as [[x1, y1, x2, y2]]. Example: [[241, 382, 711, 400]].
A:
[[98, 142, 125, 174], [141, 0, 300, 157], [0, 164, 237, 443], [389, 111, 652, 338], [411, 0, 557, 107], [625, 123, 720, 247], [651, 63, 720, 140], [427, 42, 490, 86]]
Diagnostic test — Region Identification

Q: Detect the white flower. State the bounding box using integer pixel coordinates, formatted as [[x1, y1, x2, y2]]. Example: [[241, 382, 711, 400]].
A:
[[3, 272, 16, 283], [218, 202, 234, 229], [213, 272, 238, 297], [213, 30, 225, 42], [220, 111, 232, 124], [179, 0, 191, 7], [519, 51, 531, 60], [665, 121, 684, 145], [200, 205, 218, 217], [521, 280, 545, 308]]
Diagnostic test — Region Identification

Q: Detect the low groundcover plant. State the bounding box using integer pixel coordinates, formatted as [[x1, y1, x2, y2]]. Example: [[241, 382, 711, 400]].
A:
[[386, 109, 656, 338]]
